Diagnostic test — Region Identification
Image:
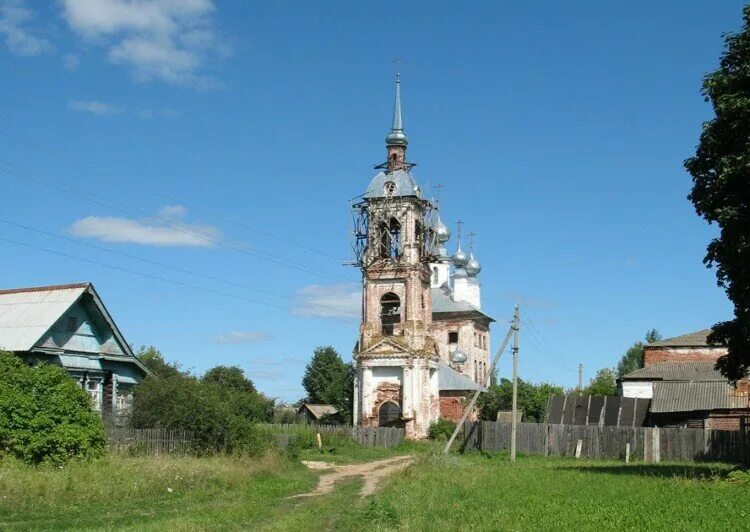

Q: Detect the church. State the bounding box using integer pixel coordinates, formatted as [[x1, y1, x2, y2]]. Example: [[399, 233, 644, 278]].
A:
[[351, 73, 494, 438]]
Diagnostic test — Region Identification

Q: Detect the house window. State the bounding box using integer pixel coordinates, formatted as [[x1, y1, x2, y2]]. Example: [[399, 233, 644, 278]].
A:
[[65, 316, 78, 332], [448, 331, 458, 344], [432, 267, 438, 285], [116, 387, 133, 413], [380, 292, 401, 335], [86, 379, 102, 411]]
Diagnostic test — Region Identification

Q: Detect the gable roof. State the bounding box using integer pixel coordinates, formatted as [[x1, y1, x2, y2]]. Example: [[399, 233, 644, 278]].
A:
[[651, 381, 749, 413], [620, 361, 726, 382], [647, 329, 715, 348], [438, 361, 481, 391], [0, 283, 148, 374], [299, 404, 338, 419]]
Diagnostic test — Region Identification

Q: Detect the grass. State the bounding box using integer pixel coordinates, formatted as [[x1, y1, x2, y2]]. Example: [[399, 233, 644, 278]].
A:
[[1, 447, 748, 530]]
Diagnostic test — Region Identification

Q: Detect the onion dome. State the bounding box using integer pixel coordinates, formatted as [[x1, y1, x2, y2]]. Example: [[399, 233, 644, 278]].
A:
[[450, 347, 468, 364], [434, 215, 450, 244], [452, 242, 469, 267], [465, 252, 481, 276]]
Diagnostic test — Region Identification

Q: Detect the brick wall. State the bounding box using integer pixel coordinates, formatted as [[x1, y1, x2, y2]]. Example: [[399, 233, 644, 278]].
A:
[[643, 346, 727, 366], [439, 391, 476, 423], [707, 410, 750, 431]]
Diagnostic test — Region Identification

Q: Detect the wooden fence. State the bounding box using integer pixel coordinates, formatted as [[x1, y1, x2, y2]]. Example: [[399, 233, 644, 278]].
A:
[[107, 428, 194, 455], [463, 421, 750, 464], [258, 423, 405, 449]]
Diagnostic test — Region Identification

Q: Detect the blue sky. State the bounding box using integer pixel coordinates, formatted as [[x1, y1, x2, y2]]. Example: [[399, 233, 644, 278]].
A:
[[0, 1, 744, 401]]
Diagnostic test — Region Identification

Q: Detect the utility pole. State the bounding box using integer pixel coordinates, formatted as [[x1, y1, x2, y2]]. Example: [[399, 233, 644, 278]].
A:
[[578, 362, 584, 394], [510, 305, 520, 462]]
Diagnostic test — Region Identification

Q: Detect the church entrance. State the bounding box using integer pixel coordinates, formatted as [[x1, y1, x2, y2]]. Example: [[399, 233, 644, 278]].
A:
[[378, 400, 404, 428]]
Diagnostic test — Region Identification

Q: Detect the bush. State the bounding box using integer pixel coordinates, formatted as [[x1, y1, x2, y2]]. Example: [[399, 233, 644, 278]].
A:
[[0, 351, 106, 465], [131, 372, 274, 455], [428, 418, 457, 441]]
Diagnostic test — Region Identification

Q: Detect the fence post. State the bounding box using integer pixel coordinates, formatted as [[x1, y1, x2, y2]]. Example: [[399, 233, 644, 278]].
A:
[[625, 442, 630, 464]]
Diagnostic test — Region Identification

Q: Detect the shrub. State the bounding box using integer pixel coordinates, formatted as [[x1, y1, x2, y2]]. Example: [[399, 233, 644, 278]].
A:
[[427, 418, 457, 441], [131, 372, 274, 455], [0, 351, 106, 465]]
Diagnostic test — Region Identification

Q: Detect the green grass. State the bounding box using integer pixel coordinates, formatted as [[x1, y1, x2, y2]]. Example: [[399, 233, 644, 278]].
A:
[[1, 448, 748, 530]]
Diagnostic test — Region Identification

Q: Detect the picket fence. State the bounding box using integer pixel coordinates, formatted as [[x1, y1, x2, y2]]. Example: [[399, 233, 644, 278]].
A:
[[463, 421, 750, 464], [259, 423, 405, 449], [107, 428, 194, 455]]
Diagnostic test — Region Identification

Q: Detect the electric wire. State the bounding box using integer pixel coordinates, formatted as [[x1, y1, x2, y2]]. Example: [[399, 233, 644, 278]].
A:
[[0, 161, 354, 283], [0, 128, 348, 262]]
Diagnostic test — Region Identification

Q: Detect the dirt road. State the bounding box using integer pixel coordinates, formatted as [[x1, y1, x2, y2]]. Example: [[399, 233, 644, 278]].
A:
[[293, 455, 413, 498]]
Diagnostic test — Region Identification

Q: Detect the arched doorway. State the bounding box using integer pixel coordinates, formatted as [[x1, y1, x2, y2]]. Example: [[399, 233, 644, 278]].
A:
[[378, 400, 402, 427]]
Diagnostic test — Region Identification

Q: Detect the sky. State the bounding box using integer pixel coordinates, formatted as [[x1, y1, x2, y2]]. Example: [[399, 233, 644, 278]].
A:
[[0, 0, 744, 401]]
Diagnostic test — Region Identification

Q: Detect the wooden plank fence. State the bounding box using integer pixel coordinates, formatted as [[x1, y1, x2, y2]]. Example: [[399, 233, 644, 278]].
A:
[[258, 423, 404, 449], [463, 421, 750, 464], [107, 428, 194, 455]]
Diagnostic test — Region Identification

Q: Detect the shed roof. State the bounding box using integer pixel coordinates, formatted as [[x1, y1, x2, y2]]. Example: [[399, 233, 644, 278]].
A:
[[299, 404, 338, 419], [620, 361, 725, 382], [651, 381, 749, 413], [647, 329, 715, 348], [431, 287, 493, 321], [438, 361, 481, 391]]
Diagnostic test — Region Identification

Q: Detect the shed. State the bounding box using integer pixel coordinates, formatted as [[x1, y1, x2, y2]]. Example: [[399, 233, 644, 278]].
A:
[[297, 403, 340, 424]]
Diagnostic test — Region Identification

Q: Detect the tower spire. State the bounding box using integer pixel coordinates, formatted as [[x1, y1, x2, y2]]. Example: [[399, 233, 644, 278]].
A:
[[385, 59, 409, 148]]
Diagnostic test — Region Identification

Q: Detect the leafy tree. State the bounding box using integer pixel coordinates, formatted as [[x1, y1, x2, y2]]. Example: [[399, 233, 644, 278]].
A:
[[301, 346, 353, 421], [0, 351, 106, 464], [616, 329, 662, 377], [202, 365, 256, 394], [686, 6, 750, 380], [477, 378, 563, 422], [136, 345, 181, 379], [583, 368, 617, 396]]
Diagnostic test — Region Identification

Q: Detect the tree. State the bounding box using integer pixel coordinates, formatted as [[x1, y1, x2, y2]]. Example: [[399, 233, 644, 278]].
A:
[[136, 345, 182, 379], [0, 351, 106, 464], [476, 378, 563, 422], [616, 329, 662, 377], [301, 346, 353, 422], [202, 365, 256, 394], [686, 6, 750, 381], [583, 368, 617, 396]]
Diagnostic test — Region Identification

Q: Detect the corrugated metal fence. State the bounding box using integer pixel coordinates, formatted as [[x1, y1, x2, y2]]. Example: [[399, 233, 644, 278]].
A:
[[463, 421, 749, 464]]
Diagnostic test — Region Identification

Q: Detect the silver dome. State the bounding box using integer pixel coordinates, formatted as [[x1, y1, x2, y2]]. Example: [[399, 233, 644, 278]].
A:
[[434, 216, 450, 244], [465, 252, 481, 276], [450, 347, 468, 364], [452, 243, 468, 267]]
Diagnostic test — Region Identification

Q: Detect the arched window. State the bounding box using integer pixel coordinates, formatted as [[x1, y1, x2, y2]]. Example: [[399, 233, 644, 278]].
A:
[[380, 292, 401, 335], [388, 218, 401, 258], [432, 266, 438, 285], [378, 221, 390, 258]]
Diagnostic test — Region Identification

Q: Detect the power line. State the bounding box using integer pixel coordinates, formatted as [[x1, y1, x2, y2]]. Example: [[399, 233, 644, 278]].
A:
[[0, 234, 359, 323], [0, 161, 353, 283], [519, 312, 577, 373], [0, 218, 293, 301], [0, 128, 348, 262]]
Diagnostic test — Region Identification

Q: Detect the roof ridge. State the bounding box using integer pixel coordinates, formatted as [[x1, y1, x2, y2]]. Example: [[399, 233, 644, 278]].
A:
[[0, 282, 90, 295]]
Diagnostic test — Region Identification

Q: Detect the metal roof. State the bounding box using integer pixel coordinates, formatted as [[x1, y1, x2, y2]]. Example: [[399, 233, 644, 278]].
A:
[[648, 329, 714, 347], [299, 404, 339, 419], [364, 169, 421, 199], [58, 354, 103, 371], [0, 284, 88, 351], [651, 381, 749, 413], [431, 287, 493, 321], [438, 361, 481, 391], [620, 361, 725, 382]]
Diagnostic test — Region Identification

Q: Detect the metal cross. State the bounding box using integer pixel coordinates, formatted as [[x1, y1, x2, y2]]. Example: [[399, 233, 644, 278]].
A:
[[455, 219, 463, 242], [468, 232, 477, 251], [393, 57, 403, 79], [433, 184, 444, 206]]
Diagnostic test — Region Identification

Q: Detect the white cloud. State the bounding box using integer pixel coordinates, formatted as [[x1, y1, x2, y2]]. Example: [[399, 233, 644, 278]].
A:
[[137, 107, 181, 119], [69, 206, 220, 247], [246, 370, 284, 381], [62, 53, 79, 71], [293, 283, 361, 319], [60, 0, 227, 88], [69, 99, 124, 115], [213, 331, 271, 345], [0, 0, 53, 56], [157, 204, 187, 219]]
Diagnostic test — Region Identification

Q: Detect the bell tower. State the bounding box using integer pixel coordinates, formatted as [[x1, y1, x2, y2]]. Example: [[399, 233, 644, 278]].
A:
[[351, 70, 440, 438]]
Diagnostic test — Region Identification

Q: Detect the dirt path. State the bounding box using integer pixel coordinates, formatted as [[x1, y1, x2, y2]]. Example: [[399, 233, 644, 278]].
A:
[[293, 456, 413, 498]]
